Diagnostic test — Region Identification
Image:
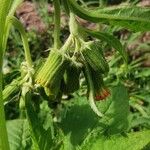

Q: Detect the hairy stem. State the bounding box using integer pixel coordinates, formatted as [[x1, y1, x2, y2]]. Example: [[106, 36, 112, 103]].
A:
[[69, 12, 79, 36], [61, 35, 73, 52], [54, 0, 61, 49]]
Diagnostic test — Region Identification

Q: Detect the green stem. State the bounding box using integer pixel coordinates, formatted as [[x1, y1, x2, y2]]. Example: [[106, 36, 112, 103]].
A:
[[54, 0, 61, 49], [61, 35, 73, 52], [0, 1, 22, 149], [7, 16, 32, 67], [98, 0, 106, 31], [0, 1, 10, 148], [0, 52, 10, 150], [3, 77, 22, 103], [84, 64, 103, 117], [69, 12, 85, 41], [69, 12, 79, 36]]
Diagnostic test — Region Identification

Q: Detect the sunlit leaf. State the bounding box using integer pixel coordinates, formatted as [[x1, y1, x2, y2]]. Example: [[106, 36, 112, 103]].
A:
[[7, 119, 32, 150], [80, 130, 150, 150], [68, 0, 150, 31]]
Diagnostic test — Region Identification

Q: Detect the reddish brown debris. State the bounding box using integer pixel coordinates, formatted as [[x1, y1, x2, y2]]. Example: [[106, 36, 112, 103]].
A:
[[95, 88, 110, 101], [139, 0, 150, 7], [140, 32, 150, 43], [16, 1, 46, 33]]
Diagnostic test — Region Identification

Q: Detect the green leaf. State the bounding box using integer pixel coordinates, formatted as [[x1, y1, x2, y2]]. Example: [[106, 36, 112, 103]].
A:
[[81, 130, 150, 150], [59, 95, 100, 147], [129, 117, 150, 129], [59, 133, 75, 150], [84, 29, 127, 62], [68, 0, 150, 31], [0, 0, 22, 46], [98, 83, 129, 134], [59, 83, 129, 147], [135, 68, 150, 78], [2, 0, 23, 54], [8, 0, 23, 16], [62, 0, 70, 15], [0, 0, 11, 35], [6, 119, 31, 150], [25, 91, 54, 150]]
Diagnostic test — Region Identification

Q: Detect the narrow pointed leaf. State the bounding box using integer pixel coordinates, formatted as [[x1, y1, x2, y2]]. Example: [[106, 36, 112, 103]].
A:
[[68, 0, 150, 31], [8, 0, 23, 16]]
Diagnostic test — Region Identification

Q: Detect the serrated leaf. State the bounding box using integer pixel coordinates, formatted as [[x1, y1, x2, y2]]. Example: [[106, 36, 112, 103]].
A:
[[6, 119, 31, 150], [81, 130, 150, 150], [84, 29, 127, 62], [25, 91, 54, 150], [59, 95, 100, 147], [68, 0, 150, 31], [59, 83, 129, 147], [97, 83, 129, 134]]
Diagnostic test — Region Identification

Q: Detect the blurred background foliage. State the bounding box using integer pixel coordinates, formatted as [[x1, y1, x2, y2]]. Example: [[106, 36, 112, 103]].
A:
[[3, 0, 150, 133]]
